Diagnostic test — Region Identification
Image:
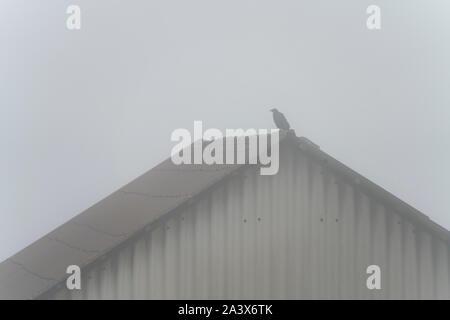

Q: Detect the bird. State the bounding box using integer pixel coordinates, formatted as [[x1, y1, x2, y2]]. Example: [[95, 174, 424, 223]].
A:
[[270, 108, 290, 130]]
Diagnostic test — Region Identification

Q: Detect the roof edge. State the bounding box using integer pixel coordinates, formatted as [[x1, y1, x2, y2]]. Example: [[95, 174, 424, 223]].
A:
[[292, 135, 449, 243]]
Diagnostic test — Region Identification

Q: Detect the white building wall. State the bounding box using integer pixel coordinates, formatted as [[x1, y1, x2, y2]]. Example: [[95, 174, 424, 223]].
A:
[[43, 146, 450, 299]]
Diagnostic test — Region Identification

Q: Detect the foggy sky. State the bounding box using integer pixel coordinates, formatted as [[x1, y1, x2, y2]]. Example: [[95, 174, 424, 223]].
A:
[[1, 0, 449, 262]]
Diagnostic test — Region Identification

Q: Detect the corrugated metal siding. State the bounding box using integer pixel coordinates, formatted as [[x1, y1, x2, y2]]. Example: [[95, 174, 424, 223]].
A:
[[42, 145, 450, 299]]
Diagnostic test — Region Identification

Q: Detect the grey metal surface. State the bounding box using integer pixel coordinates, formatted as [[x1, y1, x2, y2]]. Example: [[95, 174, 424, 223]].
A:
[[41, 139, 450, 300], [1, 132, 449, 299], [0, 141, 249, 299]]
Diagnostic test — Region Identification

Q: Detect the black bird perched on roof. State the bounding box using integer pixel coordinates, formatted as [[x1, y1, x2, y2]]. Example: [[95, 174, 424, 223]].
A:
[[270, 108, 290, 130]]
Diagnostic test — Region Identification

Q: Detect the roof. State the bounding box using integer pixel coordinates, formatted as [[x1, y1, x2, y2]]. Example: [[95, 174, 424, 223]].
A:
[[0, 131, 448, 299]]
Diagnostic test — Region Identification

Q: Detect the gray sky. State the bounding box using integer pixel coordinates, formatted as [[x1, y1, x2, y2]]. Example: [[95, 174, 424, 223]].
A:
[[1, 0, 449, 262]]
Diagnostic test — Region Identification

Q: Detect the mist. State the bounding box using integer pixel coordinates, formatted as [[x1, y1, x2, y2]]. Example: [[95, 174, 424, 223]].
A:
[[1, 0, 449, 262]]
